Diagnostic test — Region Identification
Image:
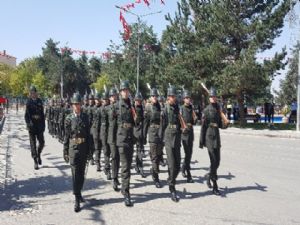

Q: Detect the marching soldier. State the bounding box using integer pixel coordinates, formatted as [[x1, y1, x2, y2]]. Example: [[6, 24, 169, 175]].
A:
[[49, 99, 55, 136], [63, 93, 93, 212], [144, 88, 163, 188], [107, 87, 120, 191], [100, 90, 111, 179], [58, 99, 65, 143], [199, 87, 224, 195], [158, 95, 167, 167], [163, 85, 181, 202], [87, 94, 96, 165], [115, 80, 135, 207], [133, 92, 146, 178], [25, 85, 45, 170], [91, 92, 102, 172], [180, 90, 197, 183], [81, 94, 89, 114]]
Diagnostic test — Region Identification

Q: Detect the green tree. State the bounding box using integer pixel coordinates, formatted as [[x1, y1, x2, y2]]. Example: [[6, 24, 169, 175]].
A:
[[0, 63, 14, 96], [163, 0, 293, 124], [275, 42, 299, 106], [91, 73, 112, 93]]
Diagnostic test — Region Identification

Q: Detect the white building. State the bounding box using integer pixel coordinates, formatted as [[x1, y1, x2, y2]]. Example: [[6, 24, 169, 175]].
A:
[[0, 50, 16, 67]]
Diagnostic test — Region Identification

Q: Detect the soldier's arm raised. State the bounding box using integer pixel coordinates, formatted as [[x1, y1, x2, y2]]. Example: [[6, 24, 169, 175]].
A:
[[199, 110, 208, 149]]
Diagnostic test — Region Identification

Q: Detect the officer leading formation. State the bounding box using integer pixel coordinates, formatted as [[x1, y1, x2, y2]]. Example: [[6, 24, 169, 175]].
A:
[[27, 82, 228, 212]]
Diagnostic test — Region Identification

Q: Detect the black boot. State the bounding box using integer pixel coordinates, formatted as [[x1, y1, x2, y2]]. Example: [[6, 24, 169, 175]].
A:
[[212, 181, 221, 196], [186, 170, 194, 183], [74, 196, 81, 212], [160, 157, 166, 167], [205, 173, 212, 189], [34, 158, 39, 170], [155, 179, 162, 188], [122, 191, 133, 207], [113, 179, 120, 192], [139, 168, 146, 178], [106, 170, 112, 180], [96, 162, 101, 172], [79, 193, 85, 203], [169, 186, 179, 202], [181, 165, 187, 178], [135, 165, 140, 174], [37, 153, 42, 165]]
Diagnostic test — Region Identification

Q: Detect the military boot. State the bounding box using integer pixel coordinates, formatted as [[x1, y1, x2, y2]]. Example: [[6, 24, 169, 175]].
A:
[[113, 178, 120, 192], [139, 167, 146, 178], [37, 153, 42, 165], [79, 193, 85, 203], [74, 196, 81, 212], [205, 173, 212, 188], [106, 170, 112, 180], [96, 162, 101, 172], [212, 180, 221, 195], [181, 164, 187, 178], [169, 185, 179, 202], [186, 170, 194, 183], [122, 191, 133, 207], [34, 158, 39, 170]]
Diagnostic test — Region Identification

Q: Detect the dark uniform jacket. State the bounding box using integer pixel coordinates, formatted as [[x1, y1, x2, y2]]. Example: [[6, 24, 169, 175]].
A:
[[200, 103, 222, 149], [100, 104, 109, 142], [107, 103, 117, 144], [133, 104, 144, 141], [91, 105, 101, 135], [64, 112, 92, 165], [163, 102, 181, 148], [25, 98, 45, 133], [144, 102, 163, 144], [115, 98, 135, 147]]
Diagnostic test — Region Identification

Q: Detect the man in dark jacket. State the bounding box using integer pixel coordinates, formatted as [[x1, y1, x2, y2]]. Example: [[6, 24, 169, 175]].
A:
[[63, 93, 93, 212], [24, 85, 45, 170], [180, 90, 197, 183], [163, 86, 181, 202], [199, 87, 224, 195]]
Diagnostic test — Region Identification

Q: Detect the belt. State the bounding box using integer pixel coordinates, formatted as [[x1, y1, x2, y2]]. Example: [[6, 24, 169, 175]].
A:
[[121, 123, 133, 128], [209, 123, 218, 128], [168, 124, 178, 129], [150, 124, 160, 128], [72, 137, 85, 144], [32, 115, 40, 120]]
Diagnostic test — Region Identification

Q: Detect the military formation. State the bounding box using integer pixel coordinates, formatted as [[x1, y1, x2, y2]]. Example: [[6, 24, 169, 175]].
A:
[[25, 82, 228, 213]]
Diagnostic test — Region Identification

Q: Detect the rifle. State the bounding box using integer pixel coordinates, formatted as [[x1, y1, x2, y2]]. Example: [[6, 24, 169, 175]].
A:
[[200, 82, 229, 127]]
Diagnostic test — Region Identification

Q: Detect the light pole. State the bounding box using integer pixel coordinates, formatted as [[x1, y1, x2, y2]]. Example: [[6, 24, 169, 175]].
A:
[[115, 5, 161, 93]]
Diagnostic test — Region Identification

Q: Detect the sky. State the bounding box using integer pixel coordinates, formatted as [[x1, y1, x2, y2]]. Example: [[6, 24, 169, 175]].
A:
[[1, 0, 299, 93]]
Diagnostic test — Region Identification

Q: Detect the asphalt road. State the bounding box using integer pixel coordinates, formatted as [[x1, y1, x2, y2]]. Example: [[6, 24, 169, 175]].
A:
[[0, 111, 300, 225]]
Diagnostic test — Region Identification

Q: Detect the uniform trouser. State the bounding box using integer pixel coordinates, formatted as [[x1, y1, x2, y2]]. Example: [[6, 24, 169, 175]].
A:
[[165, 145, 181, 187], [29, 132, 45, 159], [135, 139, 144, 168], [110, 143, 119, 179], [207, 147, 220, 181], [182, 138, 193, 171], [102, 141, 111, 172], [71, 162, 86, 196], [93, 133, 102, 163], [149, 143, 163, 177], [119, 145, 134, 193]]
